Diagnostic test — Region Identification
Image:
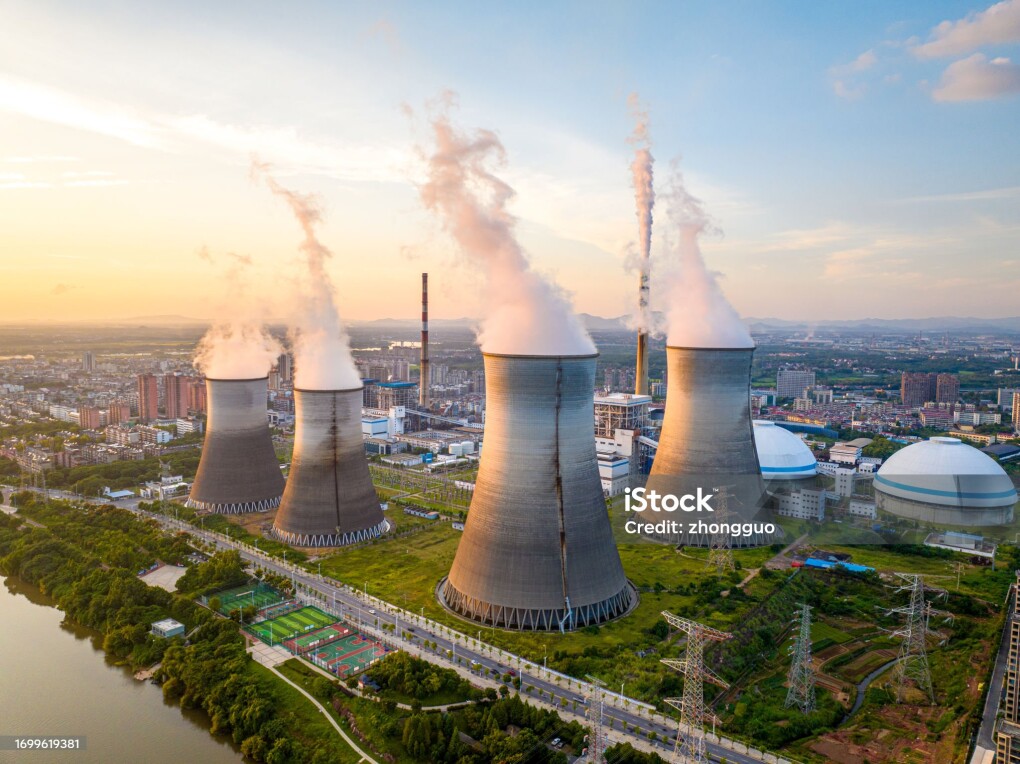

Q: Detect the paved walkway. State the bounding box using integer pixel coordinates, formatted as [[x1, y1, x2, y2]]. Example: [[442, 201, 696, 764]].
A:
[[267, 664, 378, 764]]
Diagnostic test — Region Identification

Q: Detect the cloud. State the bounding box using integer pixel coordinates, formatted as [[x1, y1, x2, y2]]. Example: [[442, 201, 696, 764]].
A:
[[894, 185, 1020, 203], [932, 53, 1020, 101], [829, 50, 877, 99], [913, 0, 1020, 59], [0, 75, 161, 148]]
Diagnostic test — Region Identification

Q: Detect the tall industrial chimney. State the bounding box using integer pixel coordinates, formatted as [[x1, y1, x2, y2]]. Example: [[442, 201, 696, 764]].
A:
[[420, 272, 430, 409], [271, 387, 387, 547], [187, 377, 285, 513], [635, 272, 650, 396], [646, 346, 780, 547], [439, 353, 636, 631]]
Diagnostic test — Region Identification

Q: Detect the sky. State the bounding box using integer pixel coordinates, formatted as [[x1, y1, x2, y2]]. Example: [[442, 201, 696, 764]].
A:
[[1, 0, 1018, 324]]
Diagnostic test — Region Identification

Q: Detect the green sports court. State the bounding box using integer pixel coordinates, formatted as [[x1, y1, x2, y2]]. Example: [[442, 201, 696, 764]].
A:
[[307, 633, 390, 677], [246, 605, 337, 645], [209, 582, 284, 616], [284, 623, 353, 654]]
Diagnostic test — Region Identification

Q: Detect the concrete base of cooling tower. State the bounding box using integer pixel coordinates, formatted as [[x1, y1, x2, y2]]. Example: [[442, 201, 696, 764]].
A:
[[269, 519, 390, 548], [185, 495, 282, 514], [435, 577, 638, 632]]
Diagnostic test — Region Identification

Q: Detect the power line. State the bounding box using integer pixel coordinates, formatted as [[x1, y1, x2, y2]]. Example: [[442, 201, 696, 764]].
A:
[[885, 573, 952, 704]]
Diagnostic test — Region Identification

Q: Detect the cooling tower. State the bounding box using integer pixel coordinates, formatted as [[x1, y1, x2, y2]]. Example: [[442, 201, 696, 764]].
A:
[[187, 377, 284, 514], [438, 353, 636, 631], [646, 347, 780, 547], [271, 387, 387, 547]]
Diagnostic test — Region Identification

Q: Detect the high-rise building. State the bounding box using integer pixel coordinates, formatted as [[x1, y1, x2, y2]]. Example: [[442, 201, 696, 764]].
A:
[[188, 379, 207, 413], [999, 388, 1020, 410], [777, 369, 816, 399], [900, 372, 937, 408], [277, 352, 293, 383], [137, 374, 159, 423], [1015, 392, 1020, 435], [935, 373, 959, 404], [106, 402, 131, 425], [996, 574, 1020, 762], [82, 351, 95, 372], [78, 406, 101, 429], [164, 374, 195, 420]]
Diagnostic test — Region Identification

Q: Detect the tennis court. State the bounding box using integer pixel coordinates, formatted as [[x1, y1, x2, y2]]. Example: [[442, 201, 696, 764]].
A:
[[210, 582, 284, 616], [284, 623, 353, 654], [309, 633, 390, 677], [247, 606, 337, 645]]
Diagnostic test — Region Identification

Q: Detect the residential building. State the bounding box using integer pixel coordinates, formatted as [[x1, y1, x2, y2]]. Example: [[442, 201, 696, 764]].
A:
[[79, 406, 102, 430], [107, 402, 131, 425], [777, 369, 816, 399], [82, 351, 95, 372], [901, 372, 937, 408], [996, 574, 1020, 762], [935, 373, 960, 404], [138, 374, 159, 422]]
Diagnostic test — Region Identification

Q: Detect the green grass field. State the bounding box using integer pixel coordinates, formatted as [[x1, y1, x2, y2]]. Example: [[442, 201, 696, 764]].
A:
[[214, 584, 284, 615], [248, 606, 337, 644], [811, 620, 853, 646]]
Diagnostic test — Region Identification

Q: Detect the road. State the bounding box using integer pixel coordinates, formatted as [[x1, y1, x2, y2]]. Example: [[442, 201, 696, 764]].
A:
[[975, 583, 1016, 753], [18, 488, 782, 764]]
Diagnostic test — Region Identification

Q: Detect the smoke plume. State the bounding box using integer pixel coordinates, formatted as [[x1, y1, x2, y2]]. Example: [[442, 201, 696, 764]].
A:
[[194, 251, 281, 379], [251, 161, 362, 390], [628, 93, 655, 333], [418, 101, 595, 356], [661, 161, 753, 349]]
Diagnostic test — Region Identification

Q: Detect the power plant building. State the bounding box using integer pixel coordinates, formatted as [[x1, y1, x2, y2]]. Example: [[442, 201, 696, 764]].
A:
[[439, 353, 636, 631], [187, 377, 285, 514], [272, 387, 388, 547], [875, 437, 1017, 527]]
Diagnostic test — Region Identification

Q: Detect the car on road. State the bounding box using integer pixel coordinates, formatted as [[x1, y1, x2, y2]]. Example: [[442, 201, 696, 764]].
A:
[[551, 737, 562, 748], [369, 608, 376, 614]]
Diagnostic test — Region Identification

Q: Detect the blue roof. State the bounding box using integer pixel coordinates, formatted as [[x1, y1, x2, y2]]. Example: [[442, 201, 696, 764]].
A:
[[804, 557, 874, 573], [377, 381, 416, 389]]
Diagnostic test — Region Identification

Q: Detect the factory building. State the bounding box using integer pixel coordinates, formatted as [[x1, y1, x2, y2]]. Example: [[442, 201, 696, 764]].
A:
[[439, 353, 636, 631], [186, 378, 285, 514], [875, 437, 1017, 527]]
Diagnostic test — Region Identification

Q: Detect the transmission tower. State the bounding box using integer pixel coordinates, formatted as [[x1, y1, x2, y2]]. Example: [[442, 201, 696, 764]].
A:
[[660, 611, 733, 764], [785, 603, 816, 713], [886, 573, 952, 703], [582, 674, 608, 763], [706, 486, 735, 574]]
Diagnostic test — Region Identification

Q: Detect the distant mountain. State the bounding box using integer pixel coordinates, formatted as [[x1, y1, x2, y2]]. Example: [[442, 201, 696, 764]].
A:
[[746, 316, 1020, 333], [91, 314, 212, 326]]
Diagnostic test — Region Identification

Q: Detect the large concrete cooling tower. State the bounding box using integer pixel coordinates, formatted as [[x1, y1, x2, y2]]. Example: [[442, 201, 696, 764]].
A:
[[646, 347, 780, 547], [187, 377, 284, 514], [271, 387, 387, 547], [438, 353, 636, 631]]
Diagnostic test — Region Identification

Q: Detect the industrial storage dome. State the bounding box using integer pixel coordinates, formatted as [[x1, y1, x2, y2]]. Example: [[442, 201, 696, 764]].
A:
[[875, 437, 1017, 527], [753, 421, 817, 480]]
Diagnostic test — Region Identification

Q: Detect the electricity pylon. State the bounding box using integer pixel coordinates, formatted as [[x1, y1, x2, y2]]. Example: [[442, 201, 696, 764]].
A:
[[886, 573, 953, 703], [660, 611, 733, 764], [706, 486, 735, 574], [583, 674, 608, 763], [785, 603, 815, 713]]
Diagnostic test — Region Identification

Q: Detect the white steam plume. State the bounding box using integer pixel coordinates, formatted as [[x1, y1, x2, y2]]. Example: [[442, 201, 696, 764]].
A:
[[662, 161, 753, 349], [418, 99, 595, 357], [251, 161, 362, 390], [194, 250, 281, 379], [627, 93, 655, 334]]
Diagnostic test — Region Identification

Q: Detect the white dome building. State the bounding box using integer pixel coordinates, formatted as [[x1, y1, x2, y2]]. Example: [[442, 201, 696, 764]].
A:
[[875, 437, 1017, 527], [753, 421, 817, 480]]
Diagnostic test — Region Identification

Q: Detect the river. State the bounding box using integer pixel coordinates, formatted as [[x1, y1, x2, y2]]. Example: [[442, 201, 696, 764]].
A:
[[0, 574, 240, 764]]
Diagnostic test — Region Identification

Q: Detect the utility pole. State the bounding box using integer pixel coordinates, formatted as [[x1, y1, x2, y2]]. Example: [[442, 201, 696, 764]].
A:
[[886, 573, 952, 704], [785, 603, 816, 713], [660, 611, 733, 764]]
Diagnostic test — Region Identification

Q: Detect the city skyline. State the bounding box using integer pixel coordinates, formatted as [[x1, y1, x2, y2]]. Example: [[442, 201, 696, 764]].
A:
[[1, 0, 1019, 326]]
